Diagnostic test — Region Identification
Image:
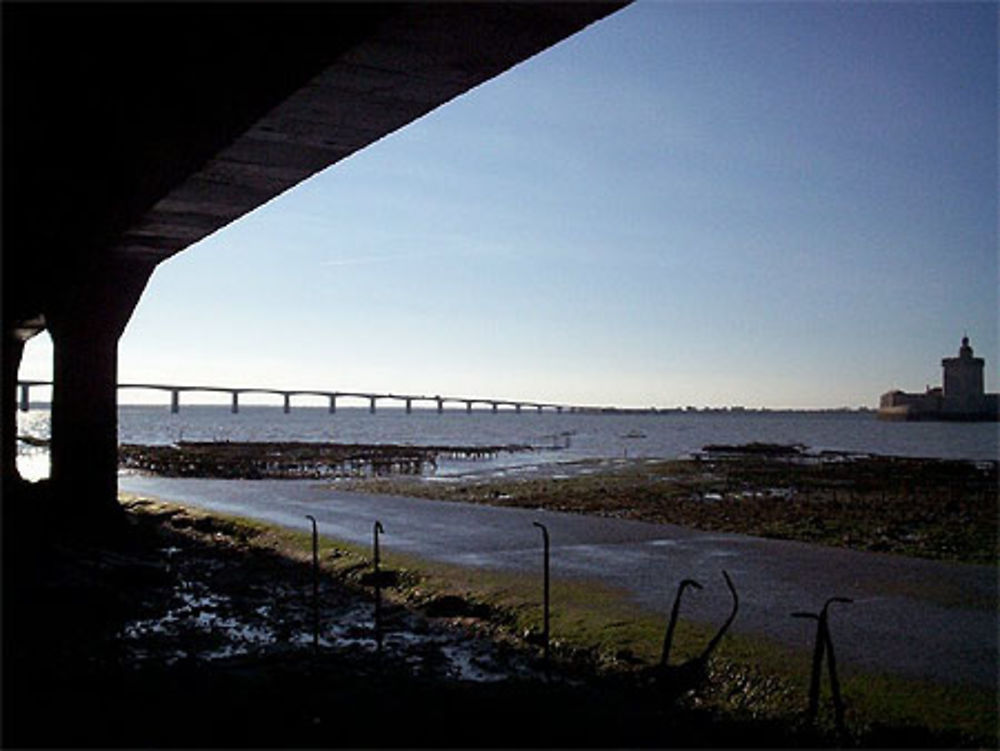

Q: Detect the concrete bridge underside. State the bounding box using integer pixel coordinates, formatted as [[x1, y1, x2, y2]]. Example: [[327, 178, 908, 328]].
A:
[[2, 3, 623, 530]]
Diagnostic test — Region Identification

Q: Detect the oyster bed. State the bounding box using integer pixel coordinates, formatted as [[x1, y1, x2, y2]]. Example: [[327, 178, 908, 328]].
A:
[[119, 440, 533, 479]]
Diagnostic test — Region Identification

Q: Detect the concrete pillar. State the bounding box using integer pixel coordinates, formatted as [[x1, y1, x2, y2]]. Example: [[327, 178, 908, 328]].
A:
[[436, 397, 443, 414], [2, 336, 26, 483], [283, 393, 291, 414], [231, 392, 240, 414], [329, 394, 337, 414], [46, 258, 153, 529], [405, 398, 412, 414], [19, 383, 30, 412], [170, 389, 180, 414], [369, 396, 376, 414], [49, 330, 119, 509]]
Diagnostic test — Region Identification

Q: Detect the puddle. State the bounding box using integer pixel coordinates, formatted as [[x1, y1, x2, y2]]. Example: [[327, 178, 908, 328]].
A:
[[118, 573, 541, 683]]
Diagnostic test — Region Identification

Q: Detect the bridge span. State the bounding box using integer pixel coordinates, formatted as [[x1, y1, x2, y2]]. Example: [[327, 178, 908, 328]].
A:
[[16, 380, 582, 416]]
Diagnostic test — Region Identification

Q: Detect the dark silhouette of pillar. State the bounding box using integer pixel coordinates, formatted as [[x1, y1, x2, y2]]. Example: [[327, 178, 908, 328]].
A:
[[2, 335, 26, 483], [170, 389, 180, 414], [231, 392, 239, 414], [48, 327, 117, 509], [283, 393, 291, 414], [466, 401, 472, 414], [436, 397, 443, 414], [328, 394, 337, 414], [369, 396, 376, 414], [405, 398, 412, 414], [45, 259, 153, 528]]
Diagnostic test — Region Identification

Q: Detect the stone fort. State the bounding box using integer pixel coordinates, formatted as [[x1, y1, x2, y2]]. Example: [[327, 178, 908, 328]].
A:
[[879, 336, 998, 421]]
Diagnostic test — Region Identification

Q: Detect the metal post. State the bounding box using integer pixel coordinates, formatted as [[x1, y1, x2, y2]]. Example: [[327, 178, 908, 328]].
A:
[[533, 521, 550, 675], [373, 520, 385, 652], [19, 383, 29, 412], [821, 598, 851, 738], [792, 596, 852, 725], [660, 579, 702, 667], [791, 611, 824, 721], [305, 515, 319, 650]]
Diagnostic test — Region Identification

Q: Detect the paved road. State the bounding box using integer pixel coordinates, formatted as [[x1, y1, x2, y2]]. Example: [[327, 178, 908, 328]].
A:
[[120, 475, 998, 689]]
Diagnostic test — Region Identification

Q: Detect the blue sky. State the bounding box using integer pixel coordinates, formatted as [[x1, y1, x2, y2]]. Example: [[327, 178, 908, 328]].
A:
[[20, 1, 998, 409]]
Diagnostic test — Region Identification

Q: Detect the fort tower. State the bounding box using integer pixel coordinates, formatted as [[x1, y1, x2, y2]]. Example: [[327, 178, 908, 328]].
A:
[[942, 336, 985, 400]]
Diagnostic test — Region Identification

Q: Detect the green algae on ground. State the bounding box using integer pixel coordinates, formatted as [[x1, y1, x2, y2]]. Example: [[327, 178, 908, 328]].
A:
[[336, 453, 998, 564], [120, 495, 998, 747]]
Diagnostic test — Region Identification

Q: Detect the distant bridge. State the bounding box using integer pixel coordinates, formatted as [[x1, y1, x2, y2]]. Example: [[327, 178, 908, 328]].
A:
[[15, 380, 594, 416]]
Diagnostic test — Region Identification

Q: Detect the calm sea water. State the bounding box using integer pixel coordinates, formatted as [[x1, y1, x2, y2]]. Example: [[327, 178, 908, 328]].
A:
[[15, 404, 999, 481]]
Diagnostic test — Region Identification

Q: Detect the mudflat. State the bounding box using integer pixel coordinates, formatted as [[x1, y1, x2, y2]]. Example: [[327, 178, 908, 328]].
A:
[[120, 442, 998, 564], [333, 446, 998, 564]]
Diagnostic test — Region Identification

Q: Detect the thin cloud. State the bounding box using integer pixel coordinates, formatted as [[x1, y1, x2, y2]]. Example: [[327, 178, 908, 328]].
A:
[[319, 242, 500, 268], [319, 250, 448, 267]]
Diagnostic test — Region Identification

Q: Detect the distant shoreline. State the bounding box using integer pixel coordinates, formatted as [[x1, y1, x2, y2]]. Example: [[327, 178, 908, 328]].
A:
[[20, 401, 880, 415]]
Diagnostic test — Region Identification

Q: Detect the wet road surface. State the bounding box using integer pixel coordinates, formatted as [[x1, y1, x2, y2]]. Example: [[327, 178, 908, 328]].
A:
[[120, 475, 998, 689]]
